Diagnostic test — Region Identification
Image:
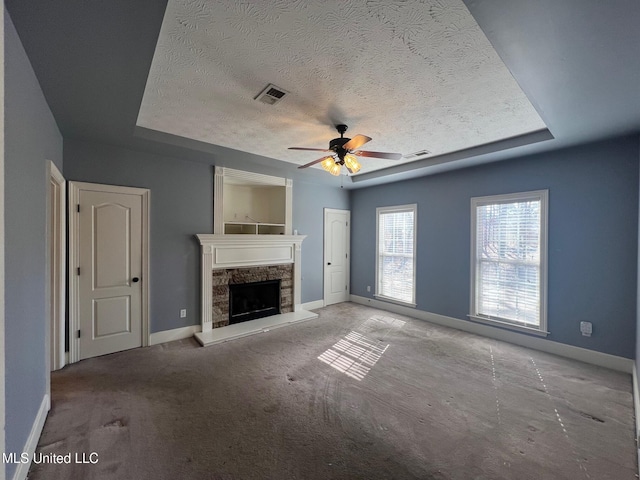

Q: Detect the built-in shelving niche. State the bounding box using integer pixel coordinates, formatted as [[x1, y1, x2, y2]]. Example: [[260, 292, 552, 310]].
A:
[[213, 167, 293, 235]]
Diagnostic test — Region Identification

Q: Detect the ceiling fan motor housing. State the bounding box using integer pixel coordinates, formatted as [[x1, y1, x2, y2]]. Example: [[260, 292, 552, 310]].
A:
[[329, 124, 350, 162], [329, 138, 350, 163], [329, 137, 350, 151]]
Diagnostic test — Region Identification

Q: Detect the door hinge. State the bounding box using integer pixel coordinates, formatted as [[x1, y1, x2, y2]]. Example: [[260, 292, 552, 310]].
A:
[[345, 285, 348, 291], [77, 204, 80, 213], [346, 221, 349, 226], [77, 267, 80, 275], [77, 329, 81, 338]]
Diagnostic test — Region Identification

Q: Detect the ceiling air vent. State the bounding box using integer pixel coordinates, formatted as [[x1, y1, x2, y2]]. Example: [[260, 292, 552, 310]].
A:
[[255, 84, 288, 105], [403, 149, 431, 160]]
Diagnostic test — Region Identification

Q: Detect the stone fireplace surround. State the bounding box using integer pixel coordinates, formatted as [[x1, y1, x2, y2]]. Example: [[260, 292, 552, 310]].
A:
[[194, 234, 318, 346], [212, 264, 293, 328]]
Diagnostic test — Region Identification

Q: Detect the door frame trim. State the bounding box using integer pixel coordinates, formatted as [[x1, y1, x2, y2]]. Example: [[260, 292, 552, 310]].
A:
[[47, 161, 66, 371], [323, 208, 351, 306], [68, 181, 150, 363]]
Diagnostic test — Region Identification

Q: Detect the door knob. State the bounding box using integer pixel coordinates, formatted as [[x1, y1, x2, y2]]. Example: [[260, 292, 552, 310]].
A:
[[327, 262, 331, 265], [132, 277, 140, 283]]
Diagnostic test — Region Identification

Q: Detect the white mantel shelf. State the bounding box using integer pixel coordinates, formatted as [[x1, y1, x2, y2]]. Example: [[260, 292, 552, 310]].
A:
[[195, 233, 314, 344], [196, 234, 306, 270]]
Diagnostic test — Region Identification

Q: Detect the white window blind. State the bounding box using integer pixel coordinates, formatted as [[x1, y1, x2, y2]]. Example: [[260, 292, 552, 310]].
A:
[[376, 205, 416, 305], [471, 191, 548, 332]]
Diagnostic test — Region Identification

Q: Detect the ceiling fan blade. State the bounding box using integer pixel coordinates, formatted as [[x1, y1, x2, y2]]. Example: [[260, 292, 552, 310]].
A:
[[298, 156, 329, 169], [288, 147, 332, 152], [354, 150, 403, 160], [342, 134, 372, 151]]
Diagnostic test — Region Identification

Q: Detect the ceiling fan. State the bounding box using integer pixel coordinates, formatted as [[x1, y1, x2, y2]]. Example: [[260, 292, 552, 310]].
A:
[[290, 124, 403, 175]]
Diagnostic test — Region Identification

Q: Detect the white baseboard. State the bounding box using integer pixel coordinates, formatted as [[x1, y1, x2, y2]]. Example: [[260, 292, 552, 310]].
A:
[[12, 394, 49, 480], [149, 325, 201, 346], [301, 300, 324, 311], [350, 295, 634, 373]]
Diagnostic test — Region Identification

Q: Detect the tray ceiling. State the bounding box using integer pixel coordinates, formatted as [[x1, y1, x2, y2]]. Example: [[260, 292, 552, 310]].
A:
[[137, 0, 547, 175]]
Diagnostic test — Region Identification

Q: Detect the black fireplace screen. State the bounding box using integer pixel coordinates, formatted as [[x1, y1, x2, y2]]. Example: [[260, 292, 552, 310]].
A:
[[229, 279, 281, 324]]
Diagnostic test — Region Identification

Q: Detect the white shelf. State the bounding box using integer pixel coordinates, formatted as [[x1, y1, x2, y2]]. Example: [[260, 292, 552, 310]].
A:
[[224, 222, 285, 226], [223, 222, 286, 235]]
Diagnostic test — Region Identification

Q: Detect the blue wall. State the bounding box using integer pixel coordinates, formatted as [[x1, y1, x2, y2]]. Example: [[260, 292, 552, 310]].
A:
[[63, 139, 212, 333], [351, 136, 638, 358], [4, 10, 63, 478], [63, 138, 349, 332], [293, 180, 349, 303]]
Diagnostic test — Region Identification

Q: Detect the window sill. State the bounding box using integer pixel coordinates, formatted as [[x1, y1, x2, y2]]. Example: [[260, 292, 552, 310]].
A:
[[467, 315, 549, 337], [374, 295, 416, 309]]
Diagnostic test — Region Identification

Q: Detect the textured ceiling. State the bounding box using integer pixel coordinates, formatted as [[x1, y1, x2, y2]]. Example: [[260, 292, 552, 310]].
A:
[[137, 0, 547, 175]]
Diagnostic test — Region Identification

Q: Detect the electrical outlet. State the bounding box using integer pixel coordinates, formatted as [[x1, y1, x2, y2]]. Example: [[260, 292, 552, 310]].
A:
[[180, 309, 187, 318], [580, 321, 592, 337], [367, 286, 371, 292]]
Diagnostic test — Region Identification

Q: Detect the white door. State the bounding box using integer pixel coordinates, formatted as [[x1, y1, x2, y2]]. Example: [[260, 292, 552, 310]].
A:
[[71, 183, 149, 360], [324, 208, 350, 306]]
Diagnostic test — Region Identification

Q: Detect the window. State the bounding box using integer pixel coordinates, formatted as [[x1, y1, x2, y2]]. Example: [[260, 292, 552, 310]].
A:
[[375, 204, 417, 306], [470, 191, 548, 335]]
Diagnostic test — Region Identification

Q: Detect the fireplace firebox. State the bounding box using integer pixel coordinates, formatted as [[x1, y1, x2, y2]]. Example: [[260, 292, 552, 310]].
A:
[[229, 280, 281, 324]]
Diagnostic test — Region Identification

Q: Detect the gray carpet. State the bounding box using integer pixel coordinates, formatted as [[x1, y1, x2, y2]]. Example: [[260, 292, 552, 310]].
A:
[[29, 303, 637, 479]]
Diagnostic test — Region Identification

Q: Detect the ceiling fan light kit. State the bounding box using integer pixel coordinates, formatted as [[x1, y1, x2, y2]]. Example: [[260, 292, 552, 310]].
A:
[[291, 124, 402, 176], [321, 157, 342, 176], [343, 154, 361, 173]]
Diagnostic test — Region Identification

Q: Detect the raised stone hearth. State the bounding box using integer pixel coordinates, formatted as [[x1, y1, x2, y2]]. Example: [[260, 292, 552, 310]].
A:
[[212, 264, 293, 328], [195, 234, 318, 346]]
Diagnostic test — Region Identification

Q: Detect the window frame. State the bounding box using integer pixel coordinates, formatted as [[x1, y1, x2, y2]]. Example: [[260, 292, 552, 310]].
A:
[[469, 190, 549, 336], [375, 203, 417, 307]]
